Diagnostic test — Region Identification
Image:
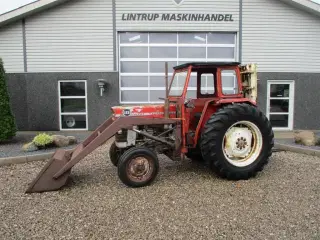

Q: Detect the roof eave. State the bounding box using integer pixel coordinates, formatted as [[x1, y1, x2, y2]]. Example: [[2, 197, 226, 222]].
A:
[[0, 0, 71, 27], [279, 0, 320, 17], [0, 0, 319, 28]]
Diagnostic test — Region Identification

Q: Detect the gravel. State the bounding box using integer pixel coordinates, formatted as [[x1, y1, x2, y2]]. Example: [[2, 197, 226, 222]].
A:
[[0, 132, 90, 158], [0, 142, 319, 240]]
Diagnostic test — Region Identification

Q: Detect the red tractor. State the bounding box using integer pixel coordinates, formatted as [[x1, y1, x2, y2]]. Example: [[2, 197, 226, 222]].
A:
[[26, 62, 274, 193]]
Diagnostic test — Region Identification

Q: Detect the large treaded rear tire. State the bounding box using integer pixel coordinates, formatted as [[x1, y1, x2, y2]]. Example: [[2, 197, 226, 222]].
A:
[[200, 103, 274, 180]]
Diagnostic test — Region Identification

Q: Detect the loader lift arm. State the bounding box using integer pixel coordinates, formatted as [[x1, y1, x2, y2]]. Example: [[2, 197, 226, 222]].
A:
[[26, 116, 179, 193]]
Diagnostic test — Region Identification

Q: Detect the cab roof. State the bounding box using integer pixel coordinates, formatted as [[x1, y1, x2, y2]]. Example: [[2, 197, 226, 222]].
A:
[[173, 62, 241, 70]]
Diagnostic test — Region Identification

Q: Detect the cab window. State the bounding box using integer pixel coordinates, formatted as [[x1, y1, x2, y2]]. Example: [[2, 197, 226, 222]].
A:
[[221, 70, 238, 95], [200, 73, 215, 95]]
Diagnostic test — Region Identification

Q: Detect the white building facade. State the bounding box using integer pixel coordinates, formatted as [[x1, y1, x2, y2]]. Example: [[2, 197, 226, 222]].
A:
[[0, 0, 319, 131]]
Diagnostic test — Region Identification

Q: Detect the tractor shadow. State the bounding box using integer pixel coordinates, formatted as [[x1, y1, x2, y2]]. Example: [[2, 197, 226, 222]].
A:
[[154, 155, 218, 184], [63, 155, 216, 191], [64, 164, 119, 190]]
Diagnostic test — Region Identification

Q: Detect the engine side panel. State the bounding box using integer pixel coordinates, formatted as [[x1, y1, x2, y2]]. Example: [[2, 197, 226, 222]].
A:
[[112, 105, 177, 118]]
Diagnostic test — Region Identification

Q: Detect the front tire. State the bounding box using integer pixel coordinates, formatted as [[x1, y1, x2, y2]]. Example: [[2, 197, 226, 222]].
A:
[[117, 147, 159, 188], [109, 142, 120, 166], [200, 103, 274, 180]]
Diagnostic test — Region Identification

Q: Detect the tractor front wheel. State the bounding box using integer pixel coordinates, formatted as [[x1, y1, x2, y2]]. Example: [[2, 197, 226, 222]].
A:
[[109, 142, 121, 166], [117, 147, 159, 188], [200, 103, 274, 180]]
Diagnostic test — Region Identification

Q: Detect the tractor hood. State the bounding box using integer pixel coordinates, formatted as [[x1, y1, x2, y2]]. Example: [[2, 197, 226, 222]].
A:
[[111, 104, 176, 118]]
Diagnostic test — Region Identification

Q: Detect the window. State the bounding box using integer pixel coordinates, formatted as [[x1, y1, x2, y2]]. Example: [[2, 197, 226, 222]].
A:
[[221, 70, 238, 95], [169, 71, 188, 97], [58, 80, 88, 130], [186, 75, 197, 99], [119, 32, 237, 103], [267, 80, 295, 130], [200, 73, 215, 95]]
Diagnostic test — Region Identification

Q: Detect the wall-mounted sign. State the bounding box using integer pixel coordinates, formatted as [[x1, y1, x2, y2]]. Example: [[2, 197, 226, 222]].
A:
[[121, 13, 234, 22]]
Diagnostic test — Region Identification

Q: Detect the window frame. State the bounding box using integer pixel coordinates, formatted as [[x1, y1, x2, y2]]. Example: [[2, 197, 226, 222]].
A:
[[58, 80, 88, 131], [266, 80, 295, 131], [198, 70, 217, 98], [217, 67, 242, 98], [220, 68, 240, 96], [168, 69, 189, 97]]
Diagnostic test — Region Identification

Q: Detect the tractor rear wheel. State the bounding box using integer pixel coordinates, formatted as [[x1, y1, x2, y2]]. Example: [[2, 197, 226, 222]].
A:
[[200, 103, 274, 180], [117, 147, 159, 188]]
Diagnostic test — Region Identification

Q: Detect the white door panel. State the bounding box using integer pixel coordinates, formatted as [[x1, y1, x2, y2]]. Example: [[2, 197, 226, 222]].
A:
[[267, 80, 295, 130]]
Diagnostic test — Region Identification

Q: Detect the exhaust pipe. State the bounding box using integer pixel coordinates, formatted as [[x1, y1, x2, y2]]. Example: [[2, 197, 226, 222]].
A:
[[164, 62, 169, 119]]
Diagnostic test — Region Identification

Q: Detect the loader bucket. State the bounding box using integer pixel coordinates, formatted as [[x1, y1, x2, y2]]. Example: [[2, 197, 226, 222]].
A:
[[26, 149, 72, 193]]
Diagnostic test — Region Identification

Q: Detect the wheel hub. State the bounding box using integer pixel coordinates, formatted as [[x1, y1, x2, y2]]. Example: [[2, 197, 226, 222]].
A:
[[222, 120, 263, 168], [224, 127, 253, 159], [128, 157, 150, 179], [236, 137, 248, 150]]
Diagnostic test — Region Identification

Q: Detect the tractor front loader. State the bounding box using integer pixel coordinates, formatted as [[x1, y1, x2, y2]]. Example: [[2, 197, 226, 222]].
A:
[[26, 62, 274, 193]]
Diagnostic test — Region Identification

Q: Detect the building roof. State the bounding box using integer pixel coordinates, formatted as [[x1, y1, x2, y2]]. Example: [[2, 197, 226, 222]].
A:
[[0, 0, 71, 27], [0, 0, 319, 27], [280, 0, 320, 18]]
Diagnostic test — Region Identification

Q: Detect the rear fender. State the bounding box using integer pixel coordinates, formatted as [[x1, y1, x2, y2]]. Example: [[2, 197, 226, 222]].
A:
[[193, 100, 217, 147], [192, 98, 256, 148]]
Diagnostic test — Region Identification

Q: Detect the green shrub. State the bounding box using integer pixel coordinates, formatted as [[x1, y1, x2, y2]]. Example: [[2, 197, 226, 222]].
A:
[[0, 58, 17, 141], [33, 133, 54, 147]]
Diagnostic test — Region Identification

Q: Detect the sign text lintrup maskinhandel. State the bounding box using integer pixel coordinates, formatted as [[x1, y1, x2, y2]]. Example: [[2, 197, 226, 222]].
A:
[[122, 13, 234, 22]]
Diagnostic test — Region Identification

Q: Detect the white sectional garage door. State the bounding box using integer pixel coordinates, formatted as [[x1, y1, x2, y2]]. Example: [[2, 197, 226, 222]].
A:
[[119, 32, 237, 104]]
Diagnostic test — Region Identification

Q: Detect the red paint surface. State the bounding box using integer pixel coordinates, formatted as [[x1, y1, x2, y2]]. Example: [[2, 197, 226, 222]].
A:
[[111, 104, 177, 118], [111, 63, 256, 153]]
